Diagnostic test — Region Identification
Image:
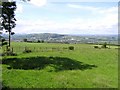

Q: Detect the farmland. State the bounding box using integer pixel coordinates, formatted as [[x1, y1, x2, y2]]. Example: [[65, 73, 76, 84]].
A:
[[1, 42, 118, 88]]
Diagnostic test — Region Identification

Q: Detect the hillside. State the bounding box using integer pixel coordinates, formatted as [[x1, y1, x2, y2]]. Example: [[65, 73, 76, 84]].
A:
[[2, 33, 118, 45]]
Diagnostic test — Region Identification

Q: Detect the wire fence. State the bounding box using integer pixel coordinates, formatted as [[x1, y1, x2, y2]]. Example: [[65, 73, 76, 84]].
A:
[[2, 46, 71, 53]]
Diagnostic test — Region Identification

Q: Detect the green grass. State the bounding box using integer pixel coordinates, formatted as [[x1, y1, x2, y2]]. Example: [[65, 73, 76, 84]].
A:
[[1, 42, 118, 88]]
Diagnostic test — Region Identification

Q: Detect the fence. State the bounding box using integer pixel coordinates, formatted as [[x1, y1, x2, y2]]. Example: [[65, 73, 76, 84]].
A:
[[3, 46, 70, 53], [2, 44, 93, 54]]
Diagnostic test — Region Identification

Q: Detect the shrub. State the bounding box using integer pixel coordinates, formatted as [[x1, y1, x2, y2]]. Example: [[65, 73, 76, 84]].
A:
[[94, 46, 99, 48], [41, 40, 44, 43], [2, 46, 17, 56], [23, 49, 32, 53], [23, 47, 32, 53], [69, 46, 74, 50], [37, 40, 41, 43], [2, 42, 8, 46], [101, 42, 107, 48], [1, 38, 7, 46], [2, 51, 17, 56], [1, 38, 5, 42], [63, 47, 68, 49], [23, 38, 27, 42], [27, 41, 33, 43]]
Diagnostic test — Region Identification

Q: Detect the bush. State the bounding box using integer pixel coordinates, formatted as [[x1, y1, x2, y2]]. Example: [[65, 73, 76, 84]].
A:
[[23, 38, 27, 42], [2, 46, 17, 56], [69, 46, 74, 50], [23, 49, 32, 53], [41, 40, 44, 43], [2, 42, 8, 46], [2, 51, 17, 56], [1, 38, 7, 46], [63, 47, 68, 49], [101, 42, 107, 48], [101, 46, 108, 48], [37, 40, 41, 43], [94, 46, 99, 48], [23, 47, 32, 53]]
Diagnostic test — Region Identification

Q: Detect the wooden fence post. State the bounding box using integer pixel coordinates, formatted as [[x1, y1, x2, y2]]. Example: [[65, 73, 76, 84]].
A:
[[34, 47, 35, 52], [11, 47, 13, 53]]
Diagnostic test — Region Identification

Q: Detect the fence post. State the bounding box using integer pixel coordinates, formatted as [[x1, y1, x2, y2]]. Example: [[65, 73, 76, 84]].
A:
[[39, 47, 41, 52], [34, 47, 35, 52], [46, 47, 47, 52], [25, 46, 27, 51], [11, 47, 13, 53]]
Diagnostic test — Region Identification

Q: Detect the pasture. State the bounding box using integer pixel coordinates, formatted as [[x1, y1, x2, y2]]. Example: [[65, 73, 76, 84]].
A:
[[1, 42, 118, 88]]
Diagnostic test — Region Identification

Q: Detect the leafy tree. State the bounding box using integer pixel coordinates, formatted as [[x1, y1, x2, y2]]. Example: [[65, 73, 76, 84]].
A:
[[41, 40, 44, 43], [101, 42, 107, 48], [0, 0, 30, 34], [23, 38, 27, 42], [0, 0, 30, 47], [1, 1, 17, 47], [1, 38, 8, 46], [103, 42, 107, 48], [37, 40, 41, 43]]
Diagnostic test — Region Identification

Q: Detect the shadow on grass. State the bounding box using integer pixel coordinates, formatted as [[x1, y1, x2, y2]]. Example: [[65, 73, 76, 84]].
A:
[[2, 56, 97, 71]]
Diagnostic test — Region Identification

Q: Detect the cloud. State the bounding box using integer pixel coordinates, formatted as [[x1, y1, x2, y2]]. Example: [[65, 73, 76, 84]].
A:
[[67, 4, 99, 11], [15, 4, 23, 13], [14, 12, 118, 35], [29, 0, 47, 7], [99, 7, 117, 14], [13, 4, 118, 35], [67, 4, 117, 15]]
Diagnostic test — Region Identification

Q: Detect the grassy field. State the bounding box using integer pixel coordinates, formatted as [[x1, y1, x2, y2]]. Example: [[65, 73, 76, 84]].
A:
[[1, 42, 118, 88]]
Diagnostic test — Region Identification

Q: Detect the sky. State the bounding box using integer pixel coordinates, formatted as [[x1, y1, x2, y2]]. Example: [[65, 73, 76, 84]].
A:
[[12, 0, 118, 35]]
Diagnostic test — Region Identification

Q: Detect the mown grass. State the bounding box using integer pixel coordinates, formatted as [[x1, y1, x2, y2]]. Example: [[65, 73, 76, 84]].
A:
[[1, 42, 118, 88]]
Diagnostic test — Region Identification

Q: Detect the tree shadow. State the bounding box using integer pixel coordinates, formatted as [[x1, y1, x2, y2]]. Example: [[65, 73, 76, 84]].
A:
[[2, 56, 97, 72]]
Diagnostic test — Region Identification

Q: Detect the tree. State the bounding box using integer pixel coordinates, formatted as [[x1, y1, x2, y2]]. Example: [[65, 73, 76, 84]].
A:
[[0, 0, 30, 47], [41, 40, 44, 43], [103, 42, 107, 48], [1, 38, 8, 46], [101, 42, 107, 48], [37, 40, 41, 43], [1, 1, 17, 47], [23, 38, 27, 42]]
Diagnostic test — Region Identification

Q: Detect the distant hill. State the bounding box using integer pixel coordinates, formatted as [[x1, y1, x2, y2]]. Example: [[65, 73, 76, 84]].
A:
[[2, 33, 118, 45], [11, 33, 67, 41]]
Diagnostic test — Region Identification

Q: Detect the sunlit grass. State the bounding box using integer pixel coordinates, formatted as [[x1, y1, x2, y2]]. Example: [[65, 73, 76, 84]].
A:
[[2, 42, 118, 88]]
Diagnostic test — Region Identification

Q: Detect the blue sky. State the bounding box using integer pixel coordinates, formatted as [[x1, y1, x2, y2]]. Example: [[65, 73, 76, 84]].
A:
[[12, 0, 118, 35]]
